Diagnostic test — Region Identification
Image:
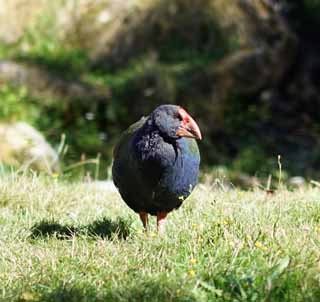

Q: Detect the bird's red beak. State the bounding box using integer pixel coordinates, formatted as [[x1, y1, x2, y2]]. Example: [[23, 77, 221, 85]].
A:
[[176, 107, 202, 140]]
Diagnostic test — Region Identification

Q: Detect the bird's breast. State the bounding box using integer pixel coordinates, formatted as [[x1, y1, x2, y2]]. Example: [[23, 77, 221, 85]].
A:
[[134, 135, 199, 197]]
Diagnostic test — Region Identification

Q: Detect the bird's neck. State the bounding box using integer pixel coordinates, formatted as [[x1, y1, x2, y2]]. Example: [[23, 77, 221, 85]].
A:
[[140, 119, 177, 145], [134, 123, 178, 164], [135, 126, 163, 155]]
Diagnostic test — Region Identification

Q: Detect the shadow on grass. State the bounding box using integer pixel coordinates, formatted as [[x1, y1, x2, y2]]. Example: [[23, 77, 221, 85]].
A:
[[29, 217, 131, 240], [103, 280, 197, 302], [18, 280, 196, 302], [21, 285, 101, 302]]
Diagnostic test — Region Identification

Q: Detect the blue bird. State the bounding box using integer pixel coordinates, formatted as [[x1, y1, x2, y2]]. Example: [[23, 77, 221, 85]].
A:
[[112, 105, 201, 232]]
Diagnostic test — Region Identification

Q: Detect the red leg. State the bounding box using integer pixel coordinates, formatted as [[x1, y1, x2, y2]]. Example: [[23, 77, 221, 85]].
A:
[[139, 212, 148, 231], [157, 211, 168, 233]]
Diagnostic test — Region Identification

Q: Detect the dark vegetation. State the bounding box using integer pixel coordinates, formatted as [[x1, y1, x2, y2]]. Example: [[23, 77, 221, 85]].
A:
[[1, 0, 320, 179]]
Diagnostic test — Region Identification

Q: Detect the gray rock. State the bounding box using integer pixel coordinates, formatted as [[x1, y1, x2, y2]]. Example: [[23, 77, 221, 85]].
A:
[[288, 176, 305, 187], [89, 180, 117, 192], [0, 60, 109, 102], [0, 122, 59, 172]]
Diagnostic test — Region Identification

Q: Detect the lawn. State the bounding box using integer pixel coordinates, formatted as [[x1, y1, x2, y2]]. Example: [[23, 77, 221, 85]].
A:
[[1, 175, 320, 301]]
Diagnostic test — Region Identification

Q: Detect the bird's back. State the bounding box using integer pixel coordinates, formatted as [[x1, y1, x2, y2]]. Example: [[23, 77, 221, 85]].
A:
[[112, 117, 149, 210]]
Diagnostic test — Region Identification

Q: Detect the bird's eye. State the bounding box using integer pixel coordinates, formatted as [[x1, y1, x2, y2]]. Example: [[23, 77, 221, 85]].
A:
[[177, 113, 183, 121]]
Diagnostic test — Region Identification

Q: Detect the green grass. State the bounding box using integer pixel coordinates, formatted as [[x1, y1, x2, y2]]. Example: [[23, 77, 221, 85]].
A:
[[1, 175, 320, 301]]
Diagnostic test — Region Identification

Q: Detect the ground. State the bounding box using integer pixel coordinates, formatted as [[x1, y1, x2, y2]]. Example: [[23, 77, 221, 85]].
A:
[[0, 175, 320, 301]]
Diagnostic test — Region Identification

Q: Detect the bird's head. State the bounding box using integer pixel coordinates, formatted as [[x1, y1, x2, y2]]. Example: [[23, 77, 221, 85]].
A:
[[150, 105, 202, 140]]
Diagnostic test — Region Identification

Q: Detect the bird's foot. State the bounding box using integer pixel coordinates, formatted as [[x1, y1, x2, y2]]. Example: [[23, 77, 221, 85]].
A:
[[139, 211, 149, 232], [157, 211, 168, 234]]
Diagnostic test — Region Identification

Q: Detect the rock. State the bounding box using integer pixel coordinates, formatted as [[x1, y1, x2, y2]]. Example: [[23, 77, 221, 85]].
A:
[[232, 173, 261, 189], [0, 0, 45, 43], [288, 176, 305, 187], [0, 60, 109, 103], [92, 0, 225, 68], [88, 180, 117, 192], [0, 0, 138, 53], [211, 0, 297, 101], [0, 122, 59, 172]]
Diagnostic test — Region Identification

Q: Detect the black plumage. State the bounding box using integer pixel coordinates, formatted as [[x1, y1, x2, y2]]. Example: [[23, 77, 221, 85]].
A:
[[112, 105, 201, 232]]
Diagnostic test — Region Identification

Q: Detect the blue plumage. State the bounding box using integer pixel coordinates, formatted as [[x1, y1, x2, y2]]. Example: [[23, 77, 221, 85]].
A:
[[112, 105, 201, 231]]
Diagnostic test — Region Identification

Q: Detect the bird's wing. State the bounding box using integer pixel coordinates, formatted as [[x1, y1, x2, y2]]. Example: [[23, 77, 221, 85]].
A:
[[186, 137, 200, 159], [112, 116, 150, 212], [113, 116, 147, 159]]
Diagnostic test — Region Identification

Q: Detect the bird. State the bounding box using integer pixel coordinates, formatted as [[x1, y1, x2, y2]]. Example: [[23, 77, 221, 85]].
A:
[[112, 104, 201, 233]]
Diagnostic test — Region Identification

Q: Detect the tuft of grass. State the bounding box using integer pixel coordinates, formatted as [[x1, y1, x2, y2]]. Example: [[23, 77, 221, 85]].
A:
[[1, 175, 320, 301]]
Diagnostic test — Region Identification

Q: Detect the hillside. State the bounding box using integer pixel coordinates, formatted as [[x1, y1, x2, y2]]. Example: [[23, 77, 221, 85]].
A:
[[1, 0, 320, 178]]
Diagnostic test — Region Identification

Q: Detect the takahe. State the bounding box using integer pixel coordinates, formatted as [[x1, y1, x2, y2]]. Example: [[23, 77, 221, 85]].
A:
[[112, 105, 201, 232]]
